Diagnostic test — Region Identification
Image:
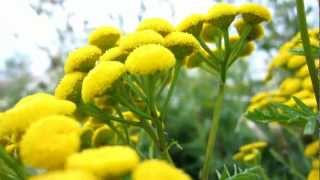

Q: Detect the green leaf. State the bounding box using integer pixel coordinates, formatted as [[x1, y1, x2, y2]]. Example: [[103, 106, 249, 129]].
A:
[[0, 146, 27, 180], [303, 117, 316, 135], [289, 45, 320, 59], [218, 166, 269, 180]]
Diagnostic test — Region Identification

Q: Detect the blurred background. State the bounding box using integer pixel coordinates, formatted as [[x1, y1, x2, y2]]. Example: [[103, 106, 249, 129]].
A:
[[0, 0, 318, 179]]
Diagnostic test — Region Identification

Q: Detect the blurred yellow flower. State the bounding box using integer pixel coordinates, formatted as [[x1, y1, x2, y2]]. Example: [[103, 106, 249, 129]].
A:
[[239, 3, 271, 24], [240, 141, 268, 152], [287, 56, 305, 69], [64, 45, 102, 73], [99, 47, 128, 62], [30, 170, 99, 180], [302, 77, 313, 91], [304, 140, 320, 157], [308, 168, 319, 180], [66, 146, 139, 177], [20, 115, 81, 169], [279, 78, 301, 95], [88, 26, 121, 51], [82, 61, 126, 103], [234, 19, 264, 40], [176, 14, 205, 36], [119, 30, 164, 51], [55, 72, 86, 102], [200, 23, 220, 42], [136, 18, 174, 36], [132, 160, 191, 180], [125, 44, 176, 75]]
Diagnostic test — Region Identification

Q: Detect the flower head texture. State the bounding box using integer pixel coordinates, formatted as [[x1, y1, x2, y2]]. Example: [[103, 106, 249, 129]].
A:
[[119, 30, 164, 51], [287, 56, 305, 69], [304, 140, 320, 157], [164, 32, 200, 59], [279, 78, 301, 95], [99, 47, 128, 62], [136, 18, 174, 36], [239, 3, 271, 24], [82, 61, 126, 103], [125, 44, 176, 75], [20, 115, 81, 169], [88, 26, 121, 51], [206, 3, 238, 29], [176, 14, 205, 36], [0, 93, 76, 137], [55, 72, 86, 102], [66, 146, 139, 177], [200, 23, 221, 42], [234, 19, 264, 40], [64, 45, 102, 73], [30, 170, 99, 180], [302, 77, 313, 91], [132, 160, 191, 180]]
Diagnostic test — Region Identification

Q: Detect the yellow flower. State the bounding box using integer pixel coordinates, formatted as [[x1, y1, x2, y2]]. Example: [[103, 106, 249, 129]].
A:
[[55, 72, 86, 102], [240, 141, 268, 152], [302, 77, 313, 91], [99, 47, 129, 62], [125, 44, 176, 75], [287, 56, 305, 69], [243, 151, 258, 162], [200, 23, 221, 42], [250, 92, 269, 103], [136, 18, 174, 36], [301, 98, 317, 108], [29, 170, 99, 180], [312, 159, 320, 169], [270, 52, 291, 68], [132, 160, 191, 180], [304, 140, 320, 157], [232, 151, 245, 161], [122, 111, 139, 122], [119, 30, 164, 51], [20, 115, 81, 169], [0, 93, 76, 137], [295, 64, 309, 77], [176, 14, 205, 36], [229, 35, 255, 57], [164, 32, 200, 59], [234, 19, 264, 40], [279, 78, 301, 95], [64, 45, 102, 73], [206, 3, 238, 29], [292, 90, 313, 99], [308, 168, 319, 180], [92, 125, 115, 147], [82, 61, 126, 103], [66, 146, 139, 177], [239, 3, 271, 24], [185, 49, 208, 68], [88, 26, 121, 51]]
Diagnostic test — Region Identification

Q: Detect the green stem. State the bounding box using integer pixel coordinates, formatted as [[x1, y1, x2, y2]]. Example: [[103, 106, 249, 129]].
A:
[[200, 82, 225, 180], [296, 0, 319, 109]]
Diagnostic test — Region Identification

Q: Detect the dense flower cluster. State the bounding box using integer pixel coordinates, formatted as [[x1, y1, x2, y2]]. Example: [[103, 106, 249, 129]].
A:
[[233, 141, 268, 163], [248, 29, 319, 112]]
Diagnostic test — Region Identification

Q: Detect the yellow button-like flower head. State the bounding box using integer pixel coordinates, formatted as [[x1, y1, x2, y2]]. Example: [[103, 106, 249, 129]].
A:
[[88, 26, 121, 51], [287, 56, 305, 69], [136, 18, 174, 36], [307, 168, 319, 180], [234, 19, 264, 40], [229, 35, 255, 57], [64, 45, 102, 73], [239, 141, 268, 152], [55, 72, 86, 102], [206, 3, 238, 29], [30, 170, 99, 180], [200, 23, 221, 42], [125, 44, 176, 75], [239, 3, 271, 24], [0, 93, 76, 137], [99, 47, 129, 62], [302, 77, 313, 91], [132, 160, 191, 180], [164, 32, 200, 60], [66, 146, 139, 177], [176, 14, 205, 36], [279, 78, 301, 95], [82, 61, 126, 103], [20, 115, 81, 169], [119, 30, 164, 52]]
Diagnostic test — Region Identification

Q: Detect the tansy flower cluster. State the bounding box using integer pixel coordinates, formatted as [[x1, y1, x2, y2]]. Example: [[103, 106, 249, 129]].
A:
[[304, 140, 320, 180], [233, 141, 268, 163], [248, 28, 319, 112]]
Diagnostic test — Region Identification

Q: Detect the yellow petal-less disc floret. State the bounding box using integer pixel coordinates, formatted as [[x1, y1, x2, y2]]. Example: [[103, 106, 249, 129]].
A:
[[119, 30, 164, 52], [164, 32, 200, 59], [302, 77, 313, 91], [200, 23, 221, 42], [239, 3, 271, 24], [30, 170, 99, 180], [20, 115, 81, 169], [64, 45, 102, 73], [234, 19, 264, 40], [66, 146, 139, 177], [304, 140, 320, 157], [206, 3, 238, 29], [229, 35, 255, 57], [132, 160, 191, 180], [279, 78, 301, 95], [0, 93, 76, 137], [307, 168, 319, 180], [136, 18, 174, 36], [88, 26, 121, 51], [99, 47, 129, 62], [176, 14, 205, 36], [239, 141, 268, 152], [125, 44, 176, 75], [82, 61, 126, 103], [287, 56, 305, 69], [55, 72, 86, 102]]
